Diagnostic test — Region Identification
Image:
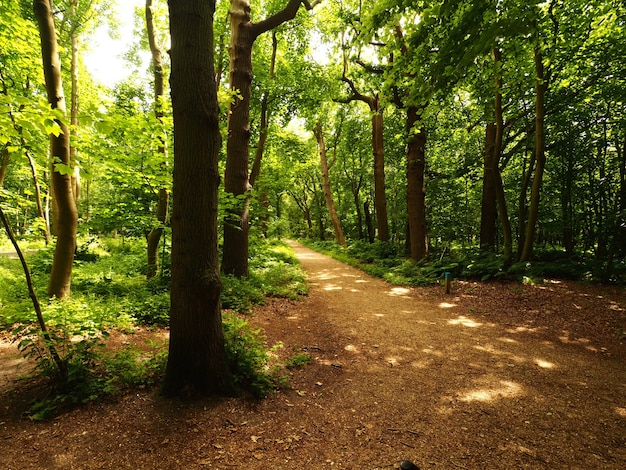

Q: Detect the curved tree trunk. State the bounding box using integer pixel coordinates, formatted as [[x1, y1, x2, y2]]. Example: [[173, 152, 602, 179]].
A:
[[163, 0, 234, 398], [146, 0, 170, 279], [34, 0, 78, 299], [314, 122, 346, 247], [223, 0, 317, 277]]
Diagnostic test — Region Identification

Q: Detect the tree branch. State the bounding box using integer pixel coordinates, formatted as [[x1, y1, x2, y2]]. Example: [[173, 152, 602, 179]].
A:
[[251, 0, 320, 39]]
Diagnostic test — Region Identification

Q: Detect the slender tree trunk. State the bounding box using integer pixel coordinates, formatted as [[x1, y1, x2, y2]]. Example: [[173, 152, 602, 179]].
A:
[[406, 106, 428, 261], [364, 200, 375, 243], [520, 46, 547, 262], [34, 0, 78, 299], [371, 107, 389, 242], [480, 123, 498, 251], [25, 151, 51, 244], [146, 0, 170, 279], [163, 0, 234, 398], [492, 48, 513, 265], [0, 147, 9, 187], [69, 5, 81, 207], [249, 31, 277, 188], [314, 122, 346, 247]]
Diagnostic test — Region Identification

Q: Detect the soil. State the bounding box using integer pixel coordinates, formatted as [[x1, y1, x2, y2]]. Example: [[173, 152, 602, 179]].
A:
[[1, 240, 626, 469]]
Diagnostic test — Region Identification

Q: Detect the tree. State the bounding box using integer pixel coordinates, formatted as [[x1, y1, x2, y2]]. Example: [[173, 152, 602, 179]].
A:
[[145, 0, 169, 279], [222, 0, 318, 277], [162, 0, 234, 397], [33, 0, 78, 299], [313, 120, 346, 246]]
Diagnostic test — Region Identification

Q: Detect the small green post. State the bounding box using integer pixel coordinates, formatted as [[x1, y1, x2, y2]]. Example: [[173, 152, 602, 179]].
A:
[[444, 271, 451, 294]]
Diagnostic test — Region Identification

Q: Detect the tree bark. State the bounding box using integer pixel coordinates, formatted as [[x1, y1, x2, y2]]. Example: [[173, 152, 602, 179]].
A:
[[371, 108, 389, 242], [0, 147, 9, 187], [480, 123, 498, 251], [223, 0, 312, 277], [34, 0, 78, 299], [314, 122, 346, 247], [146, 0, 170, 279], [520, 46, 547, 262], [406, 106, 428, 261], [163, 0, 233, 397]]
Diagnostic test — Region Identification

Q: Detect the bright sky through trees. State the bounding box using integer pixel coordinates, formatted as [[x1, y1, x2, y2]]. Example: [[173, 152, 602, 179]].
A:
[[83, 0, 146, 88]]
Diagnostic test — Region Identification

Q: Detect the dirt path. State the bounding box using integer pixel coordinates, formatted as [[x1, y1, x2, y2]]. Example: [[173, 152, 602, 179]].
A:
[[1, 241, 625, 469]]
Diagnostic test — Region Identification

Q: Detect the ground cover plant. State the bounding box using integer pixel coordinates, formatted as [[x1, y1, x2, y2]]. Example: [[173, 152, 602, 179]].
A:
[[0, 235, 308, 418], [300, 238, 618, 286]]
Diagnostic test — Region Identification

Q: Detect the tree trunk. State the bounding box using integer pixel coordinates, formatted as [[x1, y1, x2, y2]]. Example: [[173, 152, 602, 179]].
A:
[[406, 105, 428, 261], [0, 147, 9, 187], [492, 47, 513, 265], [520, 46, 547, 262], [223, 0, 310, 277], [314, 122, 346, 247], [34, 0, 78, 299], [163, 0, 234, 397], [146, 0, 170, 279], [222, 0, 254, 277], [25, 151, 51, 244], [364, 200, 375, 243], [371, 107, 389, 242], [69, 2, 81, 207], [480, 123, 498, 251]]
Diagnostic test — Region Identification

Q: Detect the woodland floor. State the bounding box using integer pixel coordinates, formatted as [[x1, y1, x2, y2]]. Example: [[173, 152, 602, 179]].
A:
[[1, 240, 626, 469]]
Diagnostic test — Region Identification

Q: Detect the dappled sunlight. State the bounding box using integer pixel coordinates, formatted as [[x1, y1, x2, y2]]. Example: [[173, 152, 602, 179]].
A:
[[558, 333, 599, 352], [497, 337, 518, 344], [505, 325, 543, 334], [474, 344, 526, 364], [323, 284, 343, 291], [448, 315, 482, 328], [615, 407, 626, 419], [387, 287, 411, 297], [344, 344, 360, 353], [373, 313, 385, 318], [385, 356, 399, 367], [534, 358, 556, 369], [421, 347, 444, 357], [459, 380, 523, 403], [439, 302, 456, 309]]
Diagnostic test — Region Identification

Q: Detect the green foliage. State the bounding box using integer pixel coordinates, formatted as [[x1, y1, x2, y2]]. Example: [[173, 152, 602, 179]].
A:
[[222, 313, 280, 398], [221, 238, 308, 313], [285, 352, 313, 369]]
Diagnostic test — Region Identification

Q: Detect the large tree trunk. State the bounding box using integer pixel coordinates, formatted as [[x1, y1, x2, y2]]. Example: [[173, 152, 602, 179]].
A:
[[145, 0, 170, 279], [34, 0, 78, 299], [223, 0, 311, 277], [314, 122, 346, 247], [406, 105, 428, 261], [222, 0, 254, 277], [520, 46, 547, 262], [163, 0, 234, 397]]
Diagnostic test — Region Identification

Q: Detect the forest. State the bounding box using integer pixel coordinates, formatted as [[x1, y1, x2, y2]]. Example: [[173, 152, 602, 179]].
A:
[[1, 0, 625, 419]]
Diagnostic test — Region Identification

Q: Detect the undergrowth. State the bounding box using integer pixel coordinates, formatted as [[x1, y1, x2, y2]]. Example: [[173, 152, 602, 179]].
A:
[[0, 236, 309, 419], [300, 238, 608, 285]]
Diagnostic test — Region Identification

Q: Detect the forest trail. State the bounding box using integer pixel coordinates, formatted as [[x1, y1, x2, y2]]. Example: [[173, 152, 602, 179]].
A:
[[1, 241, 625, 469]]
